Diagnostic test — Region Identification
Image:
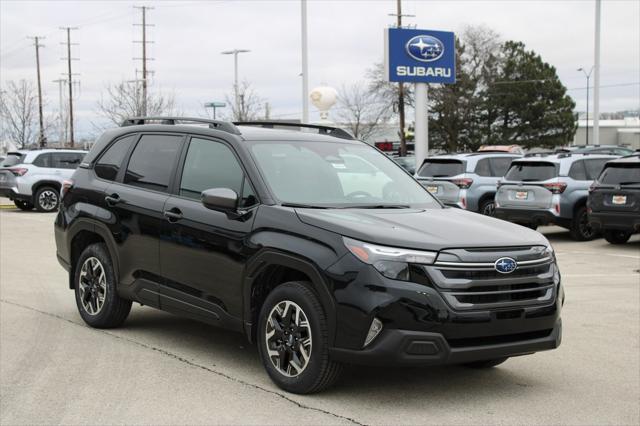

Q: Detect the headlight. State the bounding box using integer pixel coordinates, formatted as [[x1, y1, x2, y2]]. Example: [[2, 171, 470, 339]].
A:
[[343, 237, 437, 280]]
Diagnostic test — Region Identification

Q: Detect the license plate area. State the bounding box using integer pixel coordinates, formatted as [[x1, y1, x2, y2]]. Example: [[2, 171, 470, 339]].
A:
[[427, 185, 439, 194], [515, 191, 529, 200], [612, 195, 627, 205]]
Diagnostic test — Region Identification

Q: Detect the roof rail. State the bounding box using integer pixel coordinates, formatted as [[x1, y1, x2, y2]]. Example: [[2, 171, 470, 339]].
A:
[[234, 121, 355, 140], [524, 152, 553, 157], [121, 116, 241, 135]]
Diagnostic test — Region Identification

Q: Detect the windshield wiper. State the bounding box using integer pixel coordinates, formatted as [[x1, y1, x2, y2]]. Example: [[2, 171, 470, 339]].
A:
[[281, 202, 330, 209], [339, 204, 412, 209]]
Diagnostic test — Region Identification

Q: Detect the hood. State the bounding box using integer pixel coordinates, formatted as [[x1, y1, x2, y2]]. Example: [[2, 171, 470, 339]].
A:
[[296, 207, 548, 251]]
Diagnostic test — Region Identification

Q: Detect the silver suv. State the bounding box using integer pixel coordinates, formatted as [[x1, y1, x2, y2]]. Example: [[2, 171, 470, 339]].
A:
[[495, 153, 618, 240], [0, 149, 87, 212], [415, 152, 520, 215]]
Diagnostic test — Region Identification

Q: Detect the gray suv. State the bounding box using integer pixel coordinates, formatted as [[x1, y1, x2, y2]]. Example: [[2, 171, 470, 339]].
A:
[[495, 153, 617, 240], [415, 153, 520, 215], [0, 149, 87, 212]]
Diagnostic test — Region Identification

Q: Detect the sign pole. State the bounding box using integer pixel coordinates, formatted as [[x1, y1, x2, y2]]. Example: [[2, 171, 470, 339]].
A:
[[414, 83, 428, 170]]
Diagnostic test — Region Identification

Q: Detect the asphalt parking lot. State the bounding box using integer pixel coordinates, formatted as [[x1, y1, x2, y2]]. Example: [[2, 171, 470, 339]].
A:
[[1, 205, 639, 425]]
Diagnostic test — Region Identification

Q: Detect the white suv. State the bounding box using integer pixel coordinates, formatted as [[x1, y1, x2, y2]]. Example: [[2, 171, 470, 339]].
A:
[[0, 149, 87, 212]]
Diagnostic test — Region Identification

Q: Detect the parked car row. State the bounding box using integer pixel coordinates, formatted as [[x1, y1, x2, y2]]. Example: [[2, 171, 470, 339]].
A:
[[412, 150, 638, 243], [0, 149, 88, 212]]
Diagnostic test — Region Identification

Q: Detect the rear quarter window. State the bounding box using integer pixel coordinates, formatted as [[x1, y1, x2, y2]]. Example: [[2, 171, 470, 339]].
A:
[[417, 160, 464, 177], [505, 162, 557, 181]]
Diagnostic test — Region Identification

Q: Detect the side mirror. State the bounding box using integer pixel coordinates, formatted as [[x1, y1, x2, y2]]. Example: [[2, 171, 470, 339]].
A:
[[201, 188, 238, 212]]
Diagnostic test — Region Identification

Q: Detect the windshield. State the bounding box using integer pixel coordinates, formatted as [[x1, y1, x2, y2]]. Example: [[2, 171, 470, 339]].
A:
[[1, 153, 25, 167], [599, 165, 640, 185], [505, 162, 557, 181], [248, 141, 441, 208], [417, 159, 464, 177]]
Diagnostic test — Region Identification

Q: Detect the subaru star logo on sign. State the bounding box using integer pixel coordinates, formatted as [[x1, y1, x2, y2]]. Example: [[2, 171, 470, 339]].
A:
[[495, 257, 518, 274], [384, 28, 455, 84]]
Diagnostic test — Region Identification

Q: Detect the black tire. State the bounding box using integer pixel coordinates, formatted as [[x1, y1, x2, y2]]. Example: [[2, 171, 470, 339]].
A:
[[463, 357, 509, 369], [74, 243, 131, 328], [14, 200, 34, 211], [603, 230, 631, 245], [34, 186, 60, 212], [479, 198, 496, 216], [570, 205, 597, 241], [257, 281, 342, 394]]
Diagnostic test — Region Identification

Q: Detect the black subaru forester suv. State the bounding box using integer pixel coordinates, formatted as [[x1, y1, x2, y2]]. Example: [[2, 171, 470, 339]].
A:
[[55, 117, 563, 394]]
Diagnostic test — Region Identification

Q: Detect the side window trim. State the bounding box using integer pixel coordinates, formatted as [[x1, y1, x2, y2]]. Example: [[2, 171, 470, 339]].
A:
[[120, 132, 187, 193], [92, 133, 141, 183], [172, 135, 260, 207]]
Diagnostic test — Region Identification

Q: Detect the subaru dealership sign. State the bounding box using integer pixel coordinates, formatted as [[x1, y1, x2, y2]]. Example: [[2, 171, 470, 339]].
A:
[[384, 28, 456, 84]]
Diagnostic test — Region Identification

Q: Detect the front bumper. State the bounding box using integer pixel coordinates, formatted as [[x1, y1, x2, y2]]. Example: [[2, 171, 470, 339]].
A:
[[330, 319, 562, 366], [589, 211, 640, 233]]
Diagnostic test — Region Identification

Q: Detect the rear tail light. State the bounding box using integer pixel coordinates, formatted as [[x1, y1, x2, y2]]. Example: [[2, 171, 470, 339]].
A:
[[374, 142, 394, 152], [543, 182, 567, 194], [452, 178, 473, 189], [61, 179, 74, 199], [8, 167, 28, 176]]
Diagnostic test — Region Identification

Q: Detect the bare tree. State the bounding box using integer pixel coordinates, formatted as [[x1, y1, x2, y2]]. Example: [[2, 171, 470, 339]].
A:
[[335, 83, 392, 141], [225, 81, 264, 121], [96, 80, 176, 126], [0, 80, 38, 148]]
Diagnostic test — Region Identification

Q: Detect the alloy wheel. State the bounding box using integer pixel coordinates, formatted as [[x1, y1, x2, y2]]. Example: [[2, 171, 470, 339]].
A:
[[38, 190, 58, 211], [482, 201, 496, 216], [78, 257, 107, 316], [578, 211, 594, 239], [265, 300, 312, 377]]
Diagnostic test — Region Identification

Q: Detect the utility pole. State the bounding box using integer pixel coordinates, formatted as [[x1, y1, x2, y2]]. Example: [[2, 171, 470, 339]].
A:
[[134, 6, 154, 116], [53, 79, 67, 145], [29, 36, 46, 148], [60, 27, 78, 147], [577, 67, 593, 145], [301, 0, 309, 124], [593, 0, 601, 146], [389, 0, 414, 156]]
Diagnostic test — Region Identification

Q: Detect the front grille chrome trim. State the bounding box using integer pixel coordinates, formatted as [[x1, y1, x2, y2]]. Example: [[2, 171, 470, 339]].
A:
[[434, 256, 553, 269]]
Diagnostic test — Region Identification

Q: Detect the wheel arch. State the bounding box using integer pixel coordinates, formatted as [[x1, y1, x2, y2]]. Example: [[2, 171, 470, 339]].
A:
[[243, 249, 336, 346], [67, 219, 120, 290]]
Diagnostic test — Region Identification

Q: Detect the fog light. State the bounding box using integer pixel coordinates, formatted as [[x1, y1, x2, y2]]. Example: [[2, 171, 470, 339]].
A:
[[364, 318, 383, 348]]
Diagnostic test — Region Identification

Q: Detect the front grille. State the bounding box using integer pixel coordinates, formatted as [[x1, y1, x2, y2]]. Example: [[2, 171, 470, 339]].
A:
[[426, 246, 557, 311]]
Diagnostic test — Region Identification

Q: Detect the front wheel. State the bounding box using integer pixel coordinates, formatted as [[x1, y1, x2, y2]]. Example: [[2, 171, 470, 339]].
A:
[[257, 281, 342, 394], [603, 230, 631, 244], [570, 206, 597, 241], [74, 243, 131, 328], [34, 186, 60, 212]]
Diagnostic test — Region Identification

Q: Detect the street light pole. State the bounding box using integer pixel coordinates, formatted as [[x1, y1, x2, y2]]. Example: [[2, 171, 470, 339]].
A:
[[577, 67, 593, 145], [221, 49, 250, 118]]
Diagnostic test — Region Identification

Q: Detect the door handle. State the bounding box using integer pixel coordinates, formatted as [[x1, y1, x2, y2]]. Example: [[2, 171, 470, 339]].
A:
[[163, 208, 183, 222], [105, 193, 122, 206]]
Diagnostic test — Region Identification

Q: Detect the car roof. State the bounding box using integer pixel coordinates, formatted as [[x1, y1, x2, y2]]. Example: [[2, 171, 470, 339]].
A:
[[236, 125, 361, 144], [605, 154, 640, 164], [515, 153, 619, 164]]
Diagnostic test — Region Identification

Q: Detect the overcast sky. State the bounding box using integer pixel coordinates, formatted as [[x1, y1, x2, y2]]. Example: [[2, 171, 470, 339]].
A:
[[1, 0, 639, 138]]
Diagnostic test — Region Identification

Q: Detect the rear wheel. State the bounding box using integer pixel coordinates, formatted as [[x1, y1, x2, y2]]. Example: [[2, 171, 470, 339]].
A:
[[14, 200, 34, 211], [603, 230, 631, 244], [257, 281, 342, 394], [570, 206, 596, 241], [74, 243, 131, 328], [479, 199, 496, 216], [463, 357, 509, 369], [34, 186, 60, 212]]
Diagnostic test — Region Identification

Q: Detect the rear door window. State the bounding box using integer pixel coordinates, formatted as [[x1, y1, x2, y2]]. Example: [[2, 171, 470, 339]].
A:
[[504, 162, 557, 181], [568, 161, 587, 180], [124, 134, 183, 192], [489, 157, 514, 177], [599, 165, 640, 185], [52, 152, 85, 169], [584, 159, 609, 180], [33, 153, 52, 168], [417, 160, 464, 177], [95, 135, 137, 181]]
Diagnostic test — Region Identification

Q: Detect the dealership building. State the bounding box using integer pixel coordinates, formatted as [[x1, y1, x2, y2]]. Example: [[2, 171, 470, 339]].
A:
[[572, 117, 640, 149]]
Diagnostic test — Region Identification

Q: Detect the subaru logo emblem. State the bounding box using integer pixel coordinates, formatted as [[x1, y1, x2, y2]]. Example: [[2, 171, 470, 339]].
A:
[[405, 35, 445, 62], [495, 257, 517, 274]]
